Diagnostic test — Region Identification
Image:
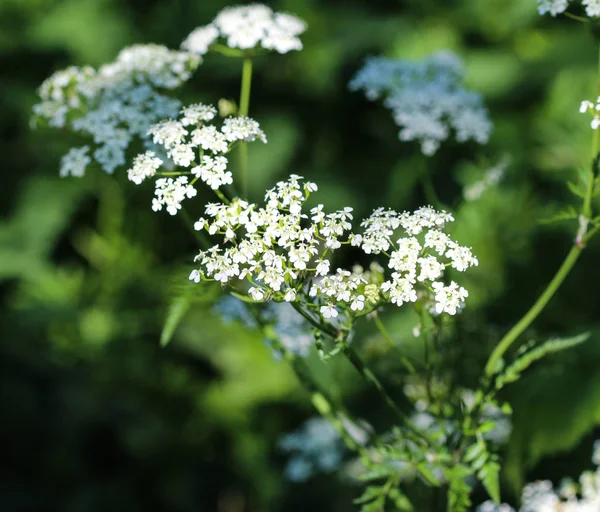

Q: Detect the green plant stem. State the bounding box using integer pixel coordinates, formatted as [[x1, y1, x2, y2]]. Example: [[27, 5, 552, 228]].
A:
[[255, 310, 367, 454], [290, 303, 431, 444], [483, 43, 600, 377], [342, 344, 432, 445], [483, 244, 582, 376], [238, 57, 253, 197]]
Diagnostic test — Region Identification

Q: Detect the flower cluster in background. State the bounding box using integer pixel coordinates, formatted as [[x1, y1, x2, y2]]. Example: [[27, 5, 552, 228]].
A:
[[477, 441, 600, 511], [538, 0, 600, 17], [189, 174, 478, 320], [579, 98, 600, 130], [127, 102, 266, 214], [182, 3, 306, 56], [278, 417, 345, 482], [349, 51, 492, 155], [33, 45, 201, 176]]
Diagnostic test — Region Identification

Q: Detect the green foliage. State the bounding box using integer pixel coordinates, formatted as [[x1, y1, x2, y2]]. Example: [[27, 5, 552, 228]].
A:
[[495, 332, 590, 390]]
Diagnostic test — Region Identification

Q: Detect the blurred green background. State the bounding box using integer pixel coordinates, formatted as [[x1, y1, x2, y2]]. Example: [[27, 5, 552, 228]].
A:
[[3, 0, 600, 510]]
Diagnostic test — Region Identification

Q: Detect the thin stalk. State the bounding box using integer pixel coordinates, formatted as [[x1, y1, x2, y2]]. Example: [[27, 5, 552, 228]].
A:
[[342, 344, 433, 446], [484, 238, 583, 375], [483, 43, 600, 377], [238, 57, 253, 197]]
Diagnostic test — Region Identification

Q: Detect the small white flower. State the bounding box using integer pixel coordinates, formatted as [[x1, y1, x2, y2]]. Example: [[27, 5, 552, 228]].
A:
[[320, 304, 338, 319], [127, 150, 162, 184], [249, 287, 265, 301], [181, 25, 219, 55], [180, 102, 217, 125], [60, 146, 91, 178], [350, 295, 365, 311], [284, 289, 297, 302]]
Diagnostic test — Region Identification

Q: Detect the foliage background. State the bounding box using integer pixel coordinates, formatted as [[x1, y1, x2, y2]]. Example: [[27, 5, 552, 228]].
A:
[[2, 0, 600, 510]]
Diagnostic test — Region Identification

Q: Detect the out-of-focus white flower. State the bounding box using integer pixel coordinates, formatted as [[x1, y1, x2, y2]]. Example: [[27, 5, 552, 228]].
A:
[[349, 52, 492, 155], [33, 45, 201, 177], [584, 0, 600, 17], [59, 146, 92, 177], [537, 0, 570, 16], [182, 4, 306, 56]]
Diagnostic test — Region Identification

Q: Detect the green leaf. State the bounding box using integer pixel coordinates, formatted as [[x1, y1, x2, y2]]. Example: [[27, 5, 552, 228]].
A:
[[160, 290, 193, 347], [478, 461, 501, 504], [446, 464, 473, 512], [495, 333, 590, 390], [538, 206, 578, 224]]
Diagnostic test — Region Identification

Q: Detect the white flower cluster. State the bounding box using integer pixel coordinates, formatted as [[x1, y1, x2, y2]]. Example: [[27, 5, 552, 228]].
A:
[[59, 146, 91, 178], [33, 44, 201, 176], [350, 206, 478, 315], [127, 102, 266, 214], [182, 3, 306, 56], [477, 441, 600, 511], [579, 98, 600, 129], [189, 174, 477, 320], [538, 0, 600, 17], [349, 52, 492, 155]]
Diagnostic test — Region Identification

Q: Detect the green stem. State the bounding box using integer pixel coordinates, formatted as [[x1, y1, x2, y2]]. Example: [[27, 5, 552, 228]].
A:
[[483, 43, 600, 377], [238, 57, 253, 197], [484, 236, 583, 376], [563, 12, 590, 23], [239, 57, 253, 117], [342, 344, 432, 445]]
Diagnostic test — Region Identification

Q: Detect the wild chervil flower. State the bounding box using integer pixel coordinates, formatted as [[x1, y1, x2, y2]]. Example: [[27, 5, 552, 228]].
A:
[[349, 52, 492, 155], [189, 174, 477, 320], [126, 102, 266, 214], [33, 44, 201, 177], [181, 4, 306, 56], [59, 146, 91, 178]]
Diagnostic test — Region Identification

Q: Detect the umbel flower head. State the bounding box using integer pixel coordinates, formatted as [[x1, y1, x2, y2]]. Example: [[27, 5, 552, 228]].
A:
[[182, 3, 306, 56], [349, 51, 492, 156], [127, 102, 266, 215], [189, 174, 478, 320], [33, 44, 201, 176]]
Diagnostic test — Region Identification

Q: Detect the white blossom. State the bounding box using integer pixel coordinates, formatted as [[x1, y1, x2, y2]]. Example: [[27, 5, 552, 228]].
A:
[[152, 176, 197, 215], [59, 146, 91, 178], [192, 155, 232, 189], [33, 45, 201, 176], [127, 151, 162, 184], [221, 116, 267, 143], [182, 4, 306, 56], [189, 175, 476, 319], [350, 52, 492, 155], [537, 0, 569, 16], [584, 0, 600, 17], [432, 281, 468, 315], [180, 103, 217, 125]]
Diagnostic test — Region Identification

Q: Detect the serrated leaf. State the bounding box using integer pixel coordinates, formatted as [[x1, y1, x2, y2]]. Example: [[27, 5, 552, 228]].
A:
[[479, 461, 501, 503], [496, 333, 590, 390], [538, 206, 578, 225]]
